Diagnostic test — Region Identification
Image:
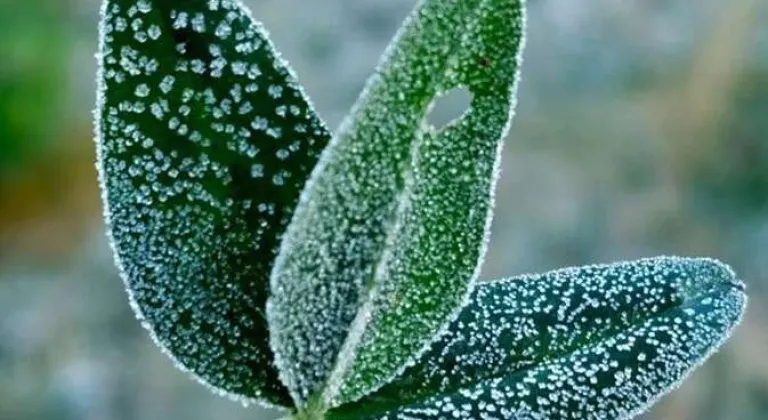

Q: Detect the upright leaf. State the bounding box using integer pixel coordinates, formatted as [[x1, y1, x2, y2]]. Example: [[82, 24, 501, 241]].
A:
[[95, 0, 330, 407], [268, 0, 526, 408], [327, 257, 746, 419]]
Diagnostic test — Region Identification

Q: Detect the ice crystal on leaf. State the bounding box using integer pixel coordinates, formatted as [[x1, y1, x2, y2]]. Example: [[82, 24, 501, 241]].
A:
[[95, 0, 746, 419], [268, 0, 525, 407], [95, 0, 330, 408], [326, 257, 746, 419]]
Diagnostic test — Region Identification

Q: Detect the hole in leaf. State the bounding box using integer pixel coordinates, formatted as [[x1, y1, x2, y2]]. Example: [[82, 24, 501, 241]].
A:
[[426, 87, 472, 130]]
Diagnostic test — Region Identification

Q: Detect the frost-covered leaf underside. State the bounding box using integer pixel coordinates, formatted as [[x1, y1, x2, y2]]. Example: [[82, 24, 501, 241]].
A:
[[96, 0, 330, 407], [328, 257, 746, 419], [268, 0, 525, 408]]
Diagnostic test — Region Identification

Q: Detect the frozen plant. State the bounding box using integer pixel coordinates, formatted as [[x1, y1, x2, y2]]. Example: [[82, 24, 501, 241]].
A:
[[94, 0, 746, 419]]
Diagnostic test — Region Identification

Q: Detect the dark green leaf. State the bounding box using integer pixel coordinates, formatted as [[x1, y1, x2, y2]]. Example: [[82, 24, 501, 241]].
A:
[[328, 257, 746, 419], [268, 0, 526, 408], [95, 0, 330, 407]]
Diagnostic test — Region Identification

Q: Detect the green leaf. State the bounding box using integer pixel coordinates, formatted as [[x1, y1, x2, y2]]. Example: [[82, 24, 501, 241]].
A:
[[95, 0, 330, 407], [327, 257, 746, 419], [268, 0, 526, 408]]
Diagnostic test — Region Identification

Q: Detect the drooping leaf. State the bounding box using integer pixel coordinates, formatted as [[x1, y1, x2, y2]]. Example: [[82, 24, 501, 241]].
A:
[[268, 0, 525, 408], [328, 257, 746, 419], [95, 0, 330, 407]]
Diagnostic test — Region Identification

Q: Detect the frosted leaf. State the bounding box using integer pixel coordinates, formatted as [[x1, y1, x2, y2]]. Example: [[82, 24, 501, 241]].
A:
[[95, 0, 330, 408], [268, 0, 526, 407], [326, 257, 746, 419]]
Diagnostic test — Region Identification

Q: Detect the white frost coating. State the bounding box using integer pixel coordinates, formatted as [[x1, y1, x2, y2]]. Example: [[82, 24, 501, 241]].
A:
[[327, 256, 747, 419], [334, 1, 529, 407], [354, 1, 529, 409], [268, 0, 526, 408], [94, 0, 330, 409]]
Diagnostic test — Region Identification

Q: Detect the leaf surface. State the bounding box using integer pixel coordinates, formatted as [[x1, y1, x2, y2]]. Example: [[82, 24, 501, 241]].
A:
[[328, 257, 746, 419], [96, 0, 330, 407], [268, 0, 526, 407]]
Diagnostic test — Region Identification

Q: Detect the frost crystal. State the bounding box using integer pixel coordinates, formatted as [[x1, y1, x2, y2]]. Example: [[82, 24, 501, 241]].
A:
[[328, 257, 747, 419], [268, 0, 526, 407], [95, 0, 330, 407]]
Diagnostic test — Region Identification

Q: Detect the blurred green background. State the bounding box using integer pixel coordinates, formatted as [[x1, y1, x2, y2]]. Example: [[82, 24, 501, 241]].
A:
[[1, 0, 767, 419]]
